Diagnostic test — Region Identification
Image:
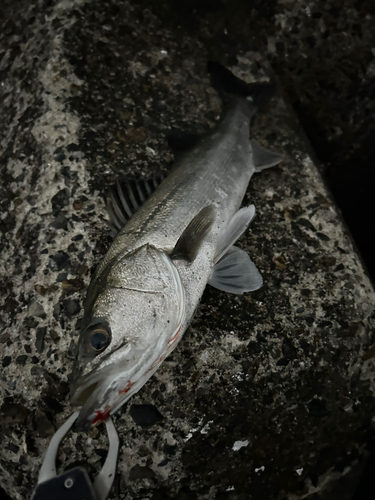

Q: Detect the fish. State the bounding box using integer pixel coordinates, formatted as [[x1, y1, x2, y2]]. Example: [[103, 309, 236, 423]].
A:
[[69, 62, 283, 431]]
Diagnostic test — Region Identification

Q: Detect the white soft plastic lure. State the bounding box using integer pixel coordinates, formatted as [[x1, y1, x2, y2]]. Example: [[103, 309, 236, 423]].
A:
[[70, 62, 283, 431]]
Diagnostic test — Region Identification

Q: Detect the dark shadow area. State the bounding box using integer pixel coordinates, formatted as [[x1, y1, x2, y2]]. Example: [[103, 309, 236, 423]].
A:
[[0, 488, 11, 500], [351, 448, 375, 500]]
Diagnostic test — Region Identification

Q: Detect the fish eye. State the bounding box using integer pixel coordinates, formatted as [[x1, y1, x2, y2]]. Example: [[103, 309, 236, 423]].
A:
[[91, 329, 109, 350], [83, 324, 111, 354]]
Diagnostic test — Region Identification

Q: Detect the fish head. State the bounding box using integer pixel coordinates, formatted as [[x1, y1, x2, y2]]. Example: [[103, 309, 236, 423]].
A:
[[70, 244, 185, 431]]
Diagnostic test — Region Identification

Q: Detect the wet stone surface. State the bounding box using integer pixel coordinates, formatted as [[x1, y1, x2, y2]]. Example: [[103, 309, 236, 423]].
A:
[[0, 1, 375, 500]]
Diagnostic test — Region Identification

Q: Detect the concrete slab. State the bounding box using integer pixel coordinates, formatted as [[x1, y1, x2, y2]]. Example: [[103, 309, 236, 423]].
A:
[[0, 1, 374, 499]]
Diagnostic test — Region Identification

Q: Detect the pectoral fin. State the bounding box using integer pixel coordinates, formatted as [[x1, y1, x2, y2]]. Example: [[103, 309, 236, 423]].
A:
[[214, 205, 256, 263], [251, 139, 283, 172], [171, 205, 216, 262], [208, 246, 263, 294]]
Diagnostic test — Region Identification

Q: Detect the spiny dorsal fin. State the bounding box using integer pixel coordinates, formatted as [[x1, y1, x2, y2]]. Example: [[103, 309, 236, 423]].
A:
[[250, 139, 283, 172], [105, 176, 165, 236], [208, 246, 263, 294], [214, 205, 256, 264], [171, 205, 216, 262]]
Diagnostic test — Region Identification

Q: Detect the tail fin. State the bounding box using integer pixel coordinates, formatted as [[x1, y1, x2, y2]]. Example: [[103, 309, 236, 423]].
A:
[[207, 61, 274, 111]]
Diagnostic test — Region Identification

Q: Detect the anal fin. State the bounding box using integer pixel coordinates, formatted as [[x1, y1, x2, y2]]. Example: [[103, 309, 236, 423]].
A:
[[208, 246, 263, 294], [250, 139, 283, 172]]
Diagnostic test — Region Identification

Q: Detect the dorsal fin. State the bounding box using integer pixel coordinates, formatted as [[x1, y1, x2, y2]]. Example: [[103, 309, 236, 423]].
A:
[[105, 176, 165, 236]]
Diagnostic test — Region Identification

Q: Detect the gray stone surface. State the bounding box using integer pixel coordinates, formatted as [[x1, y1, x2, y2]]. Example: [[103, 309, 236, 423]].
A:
[[0, 1, 375, 500]]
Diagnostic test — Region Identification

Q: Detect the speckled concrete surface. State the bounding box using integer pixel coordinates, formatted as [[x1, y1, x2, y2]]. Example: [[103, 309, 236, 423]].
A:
[[269, 0, 375, 282], [1, 1, 375, 499]]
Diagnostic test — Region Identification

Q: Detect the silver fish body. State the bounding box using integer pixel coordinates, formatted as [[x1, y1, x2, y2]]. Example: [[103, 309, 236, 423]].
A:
[[70, 65, 282, 431]]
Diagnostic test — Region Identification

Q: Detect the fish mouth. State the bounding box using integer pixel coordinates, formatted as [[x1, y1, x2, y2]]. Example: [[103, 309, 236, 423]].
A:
[[70, 366, 107, 407], [70, 381, 99, 407], [70, 375, 112, 432], [69, 357, 158, 432], [70, 336, 182, 431]]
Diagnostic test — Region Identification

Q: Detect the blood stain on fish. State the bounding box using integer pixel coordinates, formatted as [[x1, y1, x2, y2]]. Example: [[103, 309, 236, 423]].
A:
[[92, 405, 111, 425], [119, 380, 135, 395]]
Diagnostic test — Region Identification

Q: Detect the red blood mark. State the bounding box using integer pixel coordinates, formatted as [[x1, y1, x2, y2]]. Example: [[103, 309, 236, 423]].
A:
[[167, 325, 182, 348], [119, 380, 135, 395], [149, 353, 167, 372], [148, 325, 183, 372], [92, 405, 111, 425]]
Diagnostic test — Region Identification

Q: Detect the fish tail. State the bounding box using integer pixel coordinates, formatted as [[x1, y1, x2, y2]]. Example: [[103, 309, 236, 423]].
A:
[[207, 61, 274, 111]]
